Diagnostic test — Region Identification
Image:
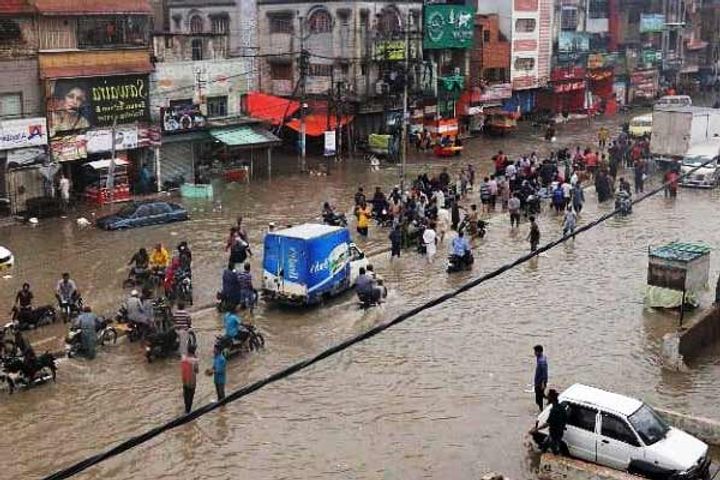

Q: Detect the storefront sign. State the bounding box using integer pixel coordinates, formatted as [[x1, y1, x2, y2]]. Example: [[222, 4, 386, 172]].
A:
[[642, 50, 662, 66], [554, 81, 585, 93], [478, 83, 512, 102], [467, 105, 483, 116], [48, 74, 150, 135], [587, 53, 605, 69], [423, 5, 474, 50], [86, 127, 139, 154], [375, 41, 405, 61], [323, 130, 336, 156], [161, 104, 206, 133], [51, 134, 87, 162], [0, 118, 48, 151], [558, 32, 590, 53], [640, 14, 665, 33]]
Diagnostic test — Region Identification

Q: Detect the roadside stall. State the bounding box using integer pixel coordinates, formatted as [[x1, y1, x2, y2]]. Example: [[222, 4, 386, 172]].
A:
[[645, 242, 711, 327], [81, 159, 131, 205]]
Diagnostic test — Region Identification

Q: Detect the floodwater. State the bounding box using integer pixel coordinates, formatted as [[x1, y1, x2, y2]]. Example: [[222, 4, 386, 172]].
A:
[[1, 116, 719, 479]]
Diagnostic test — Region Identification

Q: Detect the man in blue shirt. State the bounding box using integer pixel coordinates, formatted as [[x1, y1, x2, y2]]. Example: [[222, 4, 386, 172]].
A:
[[209, 344, 227, 401], [451, 231, 471, 258], [534, 344, 549, 411]]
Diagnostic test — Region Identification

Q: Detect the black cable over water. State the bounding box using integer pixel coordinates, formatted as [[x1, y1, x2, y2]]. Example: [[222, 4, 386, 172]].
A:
[[43, 160, 708, 480]]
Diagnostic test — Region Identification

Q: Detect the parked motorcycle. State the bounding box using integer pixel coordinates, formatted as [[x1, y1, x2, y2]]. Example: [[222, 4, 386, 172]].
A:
[[65, 316, 118, 358], [58, 296, 83, 323], [447, 252, 474, 273], [214, 324, 265, 360]]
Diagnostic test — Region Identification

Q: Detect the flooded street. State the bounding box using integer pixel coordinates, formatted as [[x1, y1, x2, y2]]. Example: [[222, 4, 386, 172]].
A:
[[1, 116, 719, 479]]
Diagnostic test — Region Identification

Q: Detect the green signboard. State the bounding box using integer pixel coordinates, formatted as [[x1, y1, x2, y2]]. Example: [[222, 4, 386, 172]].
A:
[[424, 5, 474, 50]]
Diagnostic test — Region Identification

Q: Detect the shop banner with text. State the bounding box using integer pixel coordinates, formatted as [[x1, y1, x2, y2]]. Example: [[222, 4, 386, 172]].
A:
[[48, 74, 150, 136], [423, 5, 474, 50]]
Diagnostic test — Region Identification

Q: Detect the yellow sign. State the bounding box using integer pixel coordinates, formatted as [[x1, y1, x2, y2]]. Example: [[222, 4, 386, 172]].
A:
[[375, 41, 405, 61]]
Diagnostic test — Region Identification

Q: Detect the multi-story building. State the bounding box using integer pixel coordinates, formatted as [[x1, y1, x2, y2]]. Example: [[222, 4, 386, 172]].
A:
[[0, 0, 47, 214], [151, 12, 279, 184], [256, 1, 423, 138], [478, 0, 554, 114], [32, 0, 156, 201]]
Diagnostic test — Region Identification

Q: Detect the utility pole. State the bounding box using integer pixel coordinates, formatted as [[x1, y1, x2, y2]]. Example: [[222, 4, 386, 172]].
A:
[[400, 10, 410, 191], [106, 117, 117, 206], [299, 16, 308, 173]]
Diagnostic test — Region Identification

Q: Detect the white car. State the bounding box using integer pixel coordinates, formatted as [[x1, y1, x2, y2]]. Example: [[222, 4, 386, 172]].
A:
[[533, 384, 711, 479], [0, 246, 13, 271]]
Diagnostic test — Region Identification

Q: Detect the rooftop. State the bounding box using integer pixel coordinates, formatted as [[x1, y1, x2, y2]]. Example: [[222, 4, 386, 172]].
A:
[[560, 384, 643, 417], [649, 242, 712, 263], [273, 223, 343, 240]]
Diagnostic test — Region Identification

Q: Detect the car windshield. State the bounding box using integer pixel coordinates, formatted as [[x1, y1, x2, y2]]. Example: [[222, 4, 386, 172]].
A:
[[116, 205, 138, 218], [628, 404, 670, 445], [682, 156, 715, 167]]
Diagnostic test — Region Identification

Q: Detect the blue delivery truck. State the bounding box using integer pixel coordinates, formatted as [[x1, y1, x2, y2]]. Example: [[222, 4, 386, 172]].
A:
[[262, 223, 368, 305]]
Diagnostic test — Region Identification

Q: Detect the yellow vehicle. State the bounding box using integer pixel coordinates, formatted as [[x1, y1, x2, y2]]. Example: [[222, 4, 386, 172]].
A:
[[629, 113, 652, 138]]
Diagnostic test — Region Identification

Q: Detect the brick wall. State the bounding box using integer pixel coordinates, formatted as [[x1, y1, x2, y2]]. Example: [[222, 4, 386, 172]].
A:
[[0, 59, 42, 118], [469, 14, 510, 87]]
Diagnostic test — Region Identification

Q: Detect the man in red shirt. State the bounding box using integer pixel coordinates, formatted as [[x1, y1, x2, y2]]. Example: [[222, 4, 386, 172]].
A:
[[585, 149, 599, 177], [181, 343, 199, 414], [665, 169, 679, 198]]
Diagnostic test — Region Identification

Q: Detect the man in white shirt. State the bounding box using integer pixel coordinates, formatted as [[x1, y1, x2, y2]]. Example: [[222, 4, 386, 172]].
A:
[[422, 224, 437, 263]]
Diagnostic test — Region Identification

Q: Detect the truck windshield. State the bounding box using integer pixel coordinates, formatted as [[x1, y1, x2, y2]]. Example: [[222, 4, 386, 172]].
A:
[[682, 156, 715, 167], [628, 405, 670, 445]]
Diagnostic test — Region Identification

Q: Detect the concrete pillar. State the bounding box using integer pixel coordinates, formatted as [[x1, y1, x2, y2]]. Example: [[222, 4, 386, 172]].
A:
[[154, 146, 161, 192], [661, 331, 687, 372]]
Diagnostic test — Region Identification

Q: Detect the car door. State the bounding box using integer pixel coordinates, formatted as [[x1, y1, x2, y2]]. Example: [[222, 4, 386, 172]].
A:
[[563, 402, 599, 463], [133, 205, 152, 227], [597, 412, 644, 471]]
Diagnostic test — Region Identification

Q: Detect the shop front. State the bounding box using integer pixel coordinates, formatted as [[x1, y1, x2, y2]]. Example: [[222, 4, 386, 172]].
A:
[[0, 117, 50, 215], [587, 67, 616, 114], [629, 69, 659, 103], [458, 83, 512, 134], [540, 67, 586, 114]]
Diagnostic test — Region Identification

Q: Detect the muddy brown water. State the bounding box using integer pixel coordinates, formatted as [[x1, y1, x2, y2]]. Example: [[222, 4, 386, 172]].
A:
[[1, 116, 719, 479]]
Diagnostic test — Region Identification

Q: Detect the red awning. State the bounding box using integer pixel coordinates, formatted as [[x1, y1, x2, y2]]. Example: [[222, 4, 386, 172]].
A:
[[286, 114, 353, 137], [0, 0, 35, 13], [245, 92, 299, 126], [33, 0, 151, 15]]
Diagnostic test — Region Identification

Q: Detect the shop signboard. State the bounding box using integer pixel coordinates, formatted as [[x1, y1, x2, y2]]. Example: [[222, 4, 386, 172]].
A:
[[640, 14, 665, 33], [48, 74, 150, 136], [423, 5, 474, 50], [323, 130, 336, 156], [558, 32, 590, 53], [642, 50, 662, 66], [478, 83, 512, 102], [51, 134, 87, 162], [0, 117, 48, 151], [161, 104, 206, 133], [375, 40, 405, 61], [86, 126, 139, 154], [587, 53, 605, 69]]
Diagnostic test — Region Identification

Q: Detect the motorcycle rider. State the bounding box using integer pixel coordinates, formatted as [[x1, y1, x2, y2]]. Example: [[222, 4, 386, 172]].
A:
[[237, 263, 256, 309], [13, 282, 34, 324], [127, 247, 149, 283], [74, 305, 99, 359], [55, 272, 80, 307], [355, 267, 383, 305], [451, 231, 472, 267], [126, 289, 153, 336], [221, 267, 242, 308], [177, 241, 192, 274], [223, 305, 248, 344], [371, 187, 389, 219], [322, 202, 341, 225], [149, 243, 170, 277]]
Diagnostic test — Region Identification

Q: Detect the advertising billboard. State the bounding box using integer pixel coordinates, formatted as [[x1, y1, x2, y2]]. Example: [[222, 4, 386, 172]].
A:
[[161, 104, 206, 133], [0, 117, 48, 151], [558, 32, 590, 52], [423, 5, 474, 50], [48, 74, 150, 136], [640, 14, 665, 33]]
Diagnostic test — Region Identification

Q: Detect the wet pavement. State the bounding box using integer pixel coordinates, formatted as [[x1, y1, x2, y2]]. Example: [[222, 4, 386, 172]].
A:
[[1, 114, 719, 479]]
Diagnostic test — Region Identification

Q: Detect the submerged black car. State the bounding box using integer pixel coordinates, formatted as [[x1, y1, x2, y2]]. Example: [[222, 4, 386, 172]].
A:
[[96, 201, 189, 230]]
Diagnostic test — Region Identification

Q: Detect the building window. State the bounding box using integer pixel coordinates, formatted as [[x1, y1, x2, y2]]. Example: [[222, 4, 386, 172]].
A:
[[483, 30, 491, 43], [191, 38, 203, 60], [515, 18, 536, 33], [561, 7, 579, 30], [269, 14, 293, 34], [164, 35, 173, 48], [514, 57, 535, 71], [190, 15, 204, 33], [270, 62, 292, 80], [77, 16, 149, 48], [210, 14, 229, 34], [207, 96, 227, 118], [0, 18, 23, 43], [588, 0, 608, 19], [337, 9, 351, 26], [307, 10, 332, 34], [361, 63, 368, 75], [484, 68, 508, 82], [0, 92, 22, 118], [360, 10, 369, 29], [309, 63, 333, 76], [340, 63, 349, 75], [377, 8, 401, 36]]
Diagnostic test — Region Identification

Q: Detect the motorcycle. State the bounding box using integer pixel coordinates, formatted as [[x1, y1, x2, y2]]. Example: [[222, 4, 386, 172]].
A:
[[1, 351, 57, 394], [214, 324, 265, 359], [524, 194, 542, 216], [175, 270, 193, 306], [457, 218, 488, 239], [10, 305, 57, 330], [65, 316, 118, 358], [357, 280, 387, 309], [615, 191, 633, 216], [122, 267, 150, 289], [372, 208, 393, 228], [145, 328, 197, 363], [58, 296, 83, 323], [323, 212, 348, 227], [0, 322, 19, 358], [216, 289, 258, 313], [447, 252, 474, 273]]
